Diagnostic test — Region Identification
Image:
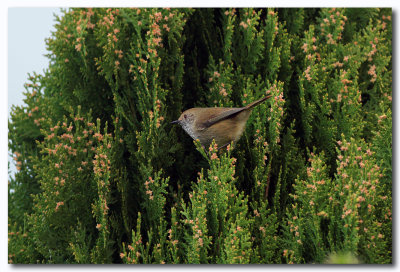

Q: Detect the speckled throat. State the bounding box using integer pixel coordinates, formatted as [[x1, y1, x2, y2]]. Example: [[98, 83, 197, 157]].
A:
[[180, 121, 198, 141]]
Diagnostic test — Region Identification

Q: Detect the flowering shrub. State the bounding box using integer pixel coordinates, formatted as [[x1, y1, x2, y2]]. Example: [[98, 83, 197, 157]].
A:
[[8, 8, 391, 264]]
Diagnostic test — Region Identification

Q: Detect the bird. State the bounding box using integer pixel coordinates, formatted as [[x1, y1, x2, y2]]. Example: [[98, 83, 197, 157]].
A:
[[171, 95, 271, 150]]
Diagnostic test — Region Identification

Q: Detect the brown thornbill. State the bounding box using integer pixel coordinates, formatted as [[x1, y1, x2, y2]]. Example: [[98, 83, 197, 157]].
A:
[[171, 95, 272, 149]]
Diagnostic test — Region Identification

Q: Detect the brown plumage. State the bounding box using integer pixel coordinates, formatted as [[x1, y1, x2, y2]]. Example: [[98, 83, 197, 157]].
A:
[[172, 95, 271, 149]]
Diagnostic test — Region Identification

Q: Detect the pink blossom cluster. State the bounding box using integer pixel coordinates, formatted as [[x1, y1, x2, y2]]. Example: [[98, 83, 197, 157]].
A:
[[144, 176, 155, 200]]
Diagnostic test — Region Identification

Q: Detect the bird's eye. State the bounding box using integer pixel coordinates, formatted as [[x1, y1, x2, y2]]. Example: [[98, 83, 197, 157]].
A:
[[184, 114, 187, 119]]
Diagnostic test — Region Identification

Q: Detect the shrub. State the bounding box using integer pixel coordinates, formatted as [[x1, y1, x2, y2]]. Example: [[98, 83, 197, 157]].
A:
[[8, 8, 392, 264]]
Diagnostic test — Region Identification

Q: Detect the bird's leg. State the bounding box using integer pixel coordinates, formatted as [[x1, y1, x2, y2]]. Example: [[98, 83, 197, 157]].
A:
[[202, 145, 209, 155], [219, 143, 230, 150], [217, 142, 234, 156]]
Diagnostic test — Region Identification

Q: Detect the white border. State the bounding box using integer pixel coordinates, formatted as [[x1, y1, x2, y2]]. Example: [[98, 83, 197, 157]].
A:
[[1, 1, 398, 271]]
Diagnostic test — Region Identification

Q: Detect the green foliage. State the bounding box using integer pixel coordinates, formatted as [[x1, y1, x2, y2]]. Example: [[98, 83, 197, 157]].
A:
[[8, 8, 391, 264]]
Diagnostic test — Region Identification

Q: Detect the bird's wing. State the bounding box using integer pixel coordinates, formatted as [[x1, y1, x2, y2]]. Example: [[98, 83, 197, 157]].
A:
[[244, 95, 271, 110], [198, 107, 245, 130]]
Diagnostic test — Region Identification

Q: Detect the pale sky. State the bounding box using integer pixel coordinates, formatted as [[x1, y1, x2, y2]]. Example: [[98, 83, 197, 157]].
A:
[[8, 7, 63, 117], [7, 8, 63, 177]]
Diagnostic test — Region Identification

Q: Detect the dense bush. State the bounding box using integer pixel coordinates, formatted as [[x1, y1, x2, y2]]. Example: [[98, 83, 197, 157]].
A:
[[8, 7, 391, 264]]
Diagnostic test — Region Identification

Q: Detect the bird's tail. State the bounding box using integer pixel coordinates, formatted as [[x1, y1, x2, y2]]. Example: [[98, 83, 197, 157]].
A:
[[244, 95, 272, 110]]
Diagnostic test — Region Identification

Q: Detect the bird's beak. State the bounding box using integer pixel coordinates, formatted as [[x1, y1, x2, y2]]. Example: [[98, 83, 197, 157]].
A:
[[170, 120, 180, 124]]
